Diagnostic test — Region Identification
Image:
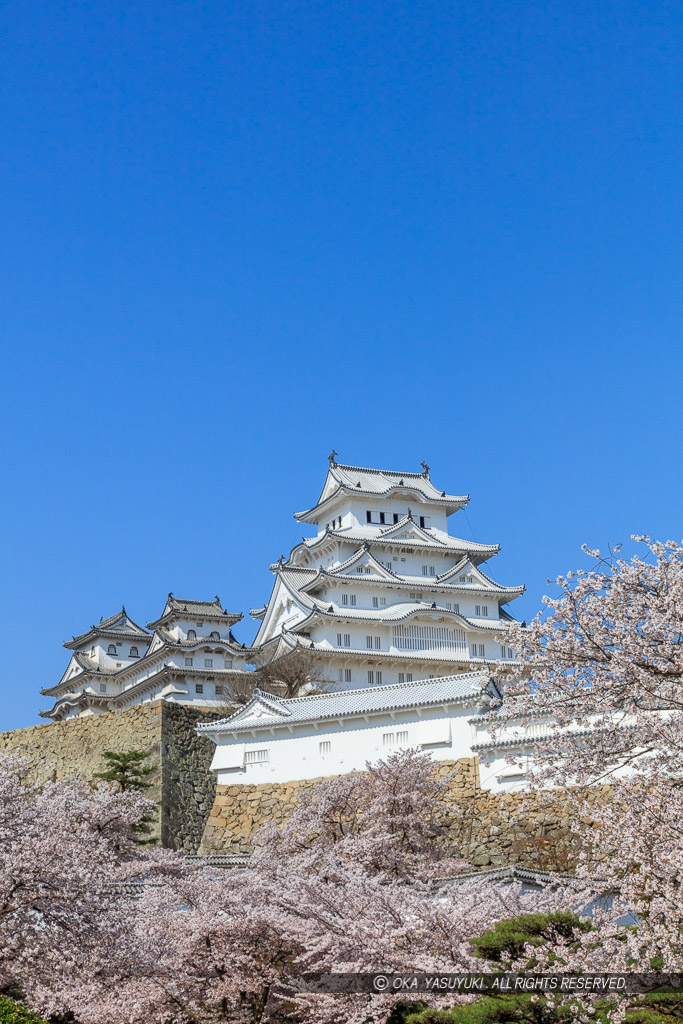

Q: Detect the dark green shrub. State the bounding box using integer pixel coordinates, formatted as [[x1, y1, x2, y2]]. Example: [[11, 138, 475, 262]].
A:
[[404, 994, 583, 1022], [471, 912, 592, 964], [0, 997, 48, 1024]]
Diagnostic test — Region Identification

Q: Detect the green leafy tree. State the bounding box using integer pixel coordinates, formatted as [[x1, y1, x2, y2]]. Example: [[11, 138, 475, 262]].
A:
[[404, 995, 585, 1023], [471, 912, 592, 965], [93, 750, 156, 841], [403, 993, 683, 1024], [93, 750, 154, 791], [398, 914, 681, 1024], [0, 996, 48, 1024]]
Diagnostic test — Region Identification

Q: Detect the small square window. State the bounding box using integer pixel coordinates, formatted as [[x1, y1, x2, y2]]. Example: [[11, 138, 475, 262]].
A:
[[99, 683, 107, 693], [319, 741, 331, 755], [344, 669, 352, 682], [204, 658, 213, 668], [185, 657, 193, 667], [215, 684, 224, 695], [195, 683, 204, 694]]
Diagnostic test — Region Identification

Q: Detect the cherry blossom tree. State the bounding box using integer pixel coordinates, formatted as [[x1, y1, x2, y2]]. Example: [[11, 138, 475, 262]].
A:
[[490, 537, 683, 1013], [0, 755, 183, 1008], [252, 748, 469, 880], [497, 536, 683, 786], [5, 749, 585, 1024]]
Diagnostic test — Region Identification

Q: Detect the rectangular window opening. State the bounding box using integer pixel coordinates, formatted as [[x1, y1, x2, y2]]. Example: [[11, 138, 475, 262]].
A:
[[245, 748, 269, 764]]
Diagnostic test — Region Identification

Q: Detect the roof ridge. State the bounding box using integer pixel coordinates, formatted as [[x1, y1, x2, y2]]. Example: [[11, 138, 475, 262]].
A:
[[335, 463, 427, 479]]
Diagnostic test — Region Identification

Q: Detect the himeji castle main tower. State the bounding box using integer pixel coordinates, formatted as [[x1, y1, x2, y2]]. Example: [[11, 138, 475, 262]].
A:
[[250, 455, 524, 688]]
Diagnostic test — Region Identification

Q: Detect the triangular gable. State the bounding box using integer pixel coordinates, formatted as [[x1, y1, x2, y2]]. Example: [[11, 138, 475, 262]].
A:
[[146, 632, 169, 655], [322, 546, 400, 581], [378, 516, 446, 546], [105, 612, 146, 634], [437, 559, 503, 591], [56, 653, 89, 687], [435, 557, 470, 584], [317, 465, 343, 505], [221, 689, 292, 729], [252, 575, 313, 648]]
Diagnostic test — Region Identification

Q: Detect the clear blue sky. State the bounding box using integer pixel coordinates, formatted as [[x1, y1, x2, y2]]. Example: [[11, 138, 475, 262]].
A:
[[1, 0, 682, 730]]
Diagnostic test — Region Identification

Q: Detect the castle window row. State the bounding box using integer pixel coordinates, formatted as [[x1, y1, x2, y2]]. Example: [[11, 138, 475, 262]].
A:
[[185, 657, 232, 668], [366, 510, 431, 529], [335, 670, 414, 685]]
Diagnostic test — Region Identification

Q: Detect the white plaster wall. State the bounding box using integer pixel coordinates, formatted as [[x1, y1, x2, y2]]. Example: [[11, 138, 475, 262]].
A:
[[211, 703, 476, 785], [317, 497, 450, 538], [166, 618, 234, 641], [77, 637, 148, 669]]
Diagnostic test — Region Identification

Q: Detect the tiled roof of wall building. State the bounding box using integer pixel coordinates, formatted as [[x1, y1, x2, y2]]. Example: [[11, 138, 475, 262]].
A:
[[197, 671, 495, 733]]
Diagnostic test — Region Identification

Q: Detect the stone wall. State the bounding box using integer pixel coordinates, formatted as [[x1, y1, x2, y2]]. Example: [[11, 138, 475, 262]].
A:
[[199, 759, 480, 856], [199, 757, 608, 872], [0, 702, 218, 852], [0, 709, 608, 869], [160, 703, 219, 851]]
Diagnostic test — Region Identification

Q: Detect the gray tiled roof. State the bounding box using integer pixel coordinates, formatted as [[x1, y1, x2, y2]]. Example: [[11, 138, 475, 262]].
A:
[[147, 595, 243, 629], [295, 462, 469, 522], [197, 671, 493, 733], [300, 527, 499, 556], [64, 609, 151, 649]]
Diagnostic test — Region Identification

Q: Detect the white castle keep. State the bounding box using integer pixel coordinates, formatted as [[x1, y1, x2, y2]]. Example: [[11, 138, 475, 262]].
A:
[[43, 457, 534, 791], [249, 455, 523, 684]]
